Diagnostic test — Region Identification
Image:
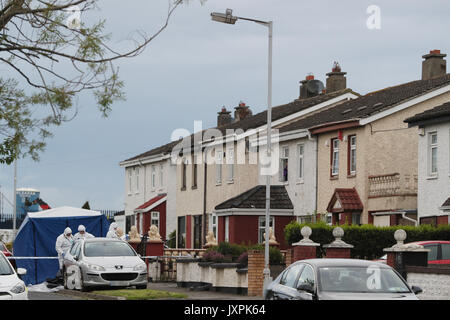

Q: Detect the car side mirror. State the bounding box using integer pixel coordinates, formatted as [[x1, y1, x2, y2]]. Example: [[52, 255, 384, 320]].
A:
[[411, 286, 422, 295], [73, 256, 79, 261], [297, 283, 314, 294], [17, 268, 27, 276]]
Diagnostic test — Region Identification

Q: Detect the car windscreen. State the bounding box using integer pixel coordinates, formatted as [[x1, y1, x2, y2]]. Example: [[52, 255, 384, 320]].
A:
[[318, 266, 411, 294], [0, 254, 13, 275], [84, 241, 137, 257]]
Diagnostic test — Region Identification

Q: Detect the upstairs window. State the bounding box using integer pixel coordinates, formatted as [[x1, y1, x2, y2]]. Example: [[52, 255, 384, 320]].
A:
[[128, 169, 133, 194], [279, 146, 289, 182], [192, 155, 198, 188], [160, 164, 164, 188], [297, 144, 304, 181], [428, 132, 438, 176], [215, 148, 223, 184], [181, 158, 187, 190], [227, 147, 234, 182], [135, 167, 140, 193], [348, 135, 357, 175], [331, 138, 340, 177], [151, 165, 156, 189]]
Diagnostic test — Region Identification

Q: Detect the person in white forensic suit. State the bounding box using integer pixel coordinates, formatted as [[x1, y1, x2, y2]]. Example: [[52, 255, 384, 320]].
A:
[[73, 225, 94, 241], [55, 227, 74, 274], [106, 222, 119, 239]]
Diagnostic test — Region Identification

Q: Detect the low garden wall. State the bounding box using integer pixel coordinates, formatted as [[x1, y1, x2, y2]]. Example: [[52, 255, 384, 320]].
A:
[[406, 266, 450, 300], [176, 259, 248, 295]]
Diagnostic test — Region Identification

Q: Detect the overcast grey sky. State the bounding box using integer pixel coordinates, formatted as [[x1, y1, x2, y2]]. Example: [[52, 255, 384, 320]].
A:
[[0, 0, 449, 212]]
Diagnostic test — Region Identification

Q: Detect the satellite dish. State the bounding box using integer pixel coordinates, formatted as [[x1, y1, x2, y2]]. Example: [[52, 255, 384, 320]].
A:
[[306, 80, 324, 96]]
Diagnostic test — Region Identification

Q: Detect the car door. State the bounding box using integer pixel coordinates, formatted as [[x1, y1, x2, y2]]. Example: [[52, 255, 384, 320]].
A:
[[295, 264, 316, 300], [271, 263, 304, 300], [65, 241, 81, 268]]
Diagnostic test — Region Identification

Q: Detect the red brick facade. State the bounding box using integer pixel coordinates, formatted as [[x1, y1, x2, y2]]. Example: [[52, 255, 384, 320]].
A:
[[293, 245, 317, 262], [248, 250, 265, 297]]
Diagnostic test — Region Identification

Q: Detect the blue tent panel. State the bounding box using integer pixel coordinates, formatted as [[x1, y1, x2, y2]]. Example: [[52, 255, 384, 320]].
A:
[[13, 211, 110, 285]]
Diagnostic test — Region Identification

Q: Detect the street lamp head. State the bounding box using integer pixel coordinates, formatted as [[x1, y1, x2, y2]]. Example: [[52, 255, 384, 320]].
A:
[[211, 8, 237, 24]]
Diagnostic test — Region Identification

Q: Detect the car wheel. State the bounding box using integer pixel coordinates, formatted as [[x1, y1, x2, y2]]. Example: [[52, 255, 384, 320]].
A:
[[63, 269, 68, 289], [78, 270, 90, 292], [265, 291, 275, 300]]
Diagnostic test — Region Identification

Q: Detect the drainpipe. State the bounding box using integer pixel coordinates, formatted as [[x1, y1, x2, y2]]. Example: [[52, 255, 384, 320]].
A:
[[401, 212, 418, 227], [202, 147, 208, 247]]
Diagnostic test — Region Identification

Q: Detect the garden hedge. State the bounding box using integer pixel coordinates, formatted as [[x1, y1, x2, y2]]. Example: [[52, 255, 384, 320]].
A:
[[284, 221, 450, 260]]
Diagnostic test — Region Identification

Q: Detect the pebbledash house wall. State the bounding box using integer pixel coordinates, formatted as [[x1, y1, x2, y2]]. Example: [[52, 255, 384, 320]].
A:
[[122, 158, 177, 239], [417, 121, 450, 221], [316, 90, 450, 225], [258, 135, 318, 220], [175, 139, 260, 248]]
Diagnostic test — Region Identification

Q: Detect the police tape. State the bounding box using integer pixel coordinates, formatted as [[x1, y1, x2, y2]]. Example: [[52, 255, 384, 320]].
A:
[[6, 255, 192, 260]]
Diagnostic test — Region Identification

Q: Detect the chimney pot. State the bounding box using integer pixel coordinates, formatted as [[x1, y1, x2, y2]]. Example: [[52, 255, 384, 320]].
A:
[[306, 74, 315, 81]]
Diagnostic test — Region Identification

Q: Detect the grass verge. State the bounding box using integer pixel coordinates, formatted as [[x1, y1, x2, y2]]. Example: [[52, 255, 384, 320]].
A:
[[90, 289, 188, 300]]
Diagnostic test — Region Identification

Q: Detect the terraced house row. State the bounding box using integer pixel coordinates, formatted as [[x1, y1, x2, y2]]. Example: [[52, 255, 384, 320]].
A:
[[119, 50, 450, 250]]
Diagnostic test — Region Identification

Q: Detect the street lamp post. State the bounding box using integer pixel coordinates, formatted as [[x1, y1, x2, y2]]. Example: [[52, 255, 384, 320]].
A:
[[211, 9, 273, 293]]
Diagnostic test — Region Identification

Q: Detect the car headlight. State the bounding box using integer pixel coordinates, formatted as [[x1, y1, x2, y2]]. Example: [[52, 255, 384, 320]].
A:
[[133, 263, 147, 272], [10, 282, 26, 294], [83, 262, 105, 272]]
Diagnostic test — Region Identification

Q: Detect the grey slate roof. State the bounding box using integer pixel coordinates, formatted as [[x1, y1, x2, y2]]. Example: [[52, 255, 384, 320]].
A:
[[214, 185, 293, 211], [442, 197, 450, 208], [404, 101, 450, 126], [278, 74, 450, 133], [122, 88, 356, 163]]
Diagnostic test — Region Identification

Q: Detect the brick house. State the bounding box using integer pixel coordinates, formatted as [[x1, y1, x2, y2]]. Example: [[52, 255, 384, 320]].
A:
[[405, 102, 450, 226]]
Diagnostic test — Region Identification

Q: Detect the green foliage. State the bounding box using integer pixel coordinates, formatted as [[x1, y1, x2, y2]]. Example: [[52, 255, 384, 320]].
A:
[[167, 230, 176, 248], [285, 222, 450, 259], [208, 242, 284, 265]]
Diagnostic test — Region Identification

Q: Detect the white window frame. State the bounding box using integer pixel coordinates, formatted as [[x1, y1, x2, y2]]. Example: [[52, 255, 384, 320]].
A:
[[279, 146, 289, 182], [151, 165, 156, 190], [128, 169, 133, 195], [215, 148, 223, 185], [151, 211, 160, 231], [349, 135, 357, 175], [297, 144, 304, 182], [210, 213, 218, 240], [135, 167, 140, 194], [258, 216, 274, 244], [428, 132, 438, 176], [227, 147, 234, 183], [331, 138, 340, 176]]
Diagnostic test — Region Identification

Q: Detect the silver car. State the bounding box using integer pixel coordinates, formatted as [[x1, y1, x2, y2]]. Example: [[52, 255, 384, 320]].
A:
[[63, 238, 148, 291], [265, 258, 422, 300]]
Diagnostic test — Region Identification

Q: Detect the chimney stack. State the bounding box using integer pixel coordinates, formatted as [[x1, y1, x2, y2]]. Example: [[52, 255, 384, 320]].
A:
[[234, 101, 252, 122], [299, 74, 314, 99], [217, 106, 232, 127], [422, 50, 447, 80], [326, 62, 347, 93]]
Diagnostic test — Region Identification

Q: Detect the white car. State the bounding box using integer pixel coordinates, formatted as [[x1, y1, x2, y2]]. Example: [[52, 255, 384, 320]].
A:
[[0, 252, 28, 300]]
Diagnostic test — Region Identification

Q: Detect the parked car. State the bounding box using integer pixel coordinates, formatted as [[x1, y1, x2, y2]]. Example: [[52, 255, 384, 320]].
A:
[[0, 251, 28, 300], [0, 241, 11, 257], [63, 238, 148, 291], [376, 240, 450, 264], [264, 258, 422, 300]]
